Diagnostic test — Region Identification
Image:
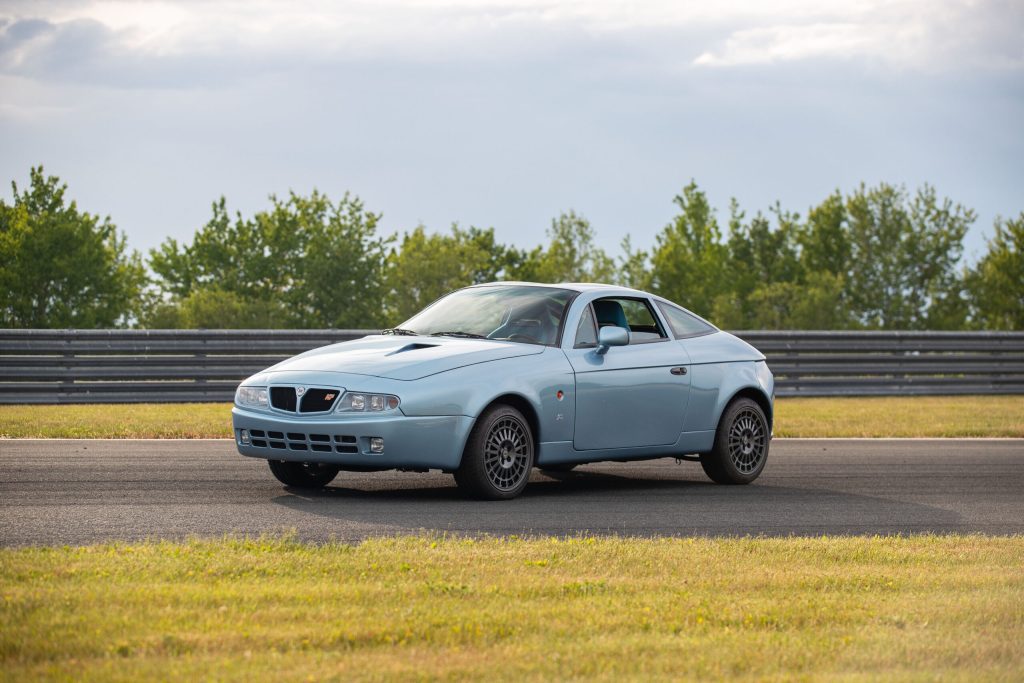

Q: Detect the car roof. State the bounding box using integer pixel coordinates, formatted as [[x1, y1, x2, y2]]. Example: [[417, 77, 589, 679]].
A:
[[471, 281, 644, 294]]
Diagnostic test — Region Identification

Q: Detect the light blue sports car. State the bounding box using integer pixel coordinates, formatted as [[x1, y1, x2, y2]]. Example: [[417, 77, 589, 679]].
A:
[[232, 282, 774, 499]]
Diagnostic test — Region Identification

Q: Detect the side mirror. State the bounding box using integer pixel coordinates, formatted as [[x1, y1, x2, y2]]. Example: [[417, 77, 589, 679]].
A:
[[596, 325, 629, 354]]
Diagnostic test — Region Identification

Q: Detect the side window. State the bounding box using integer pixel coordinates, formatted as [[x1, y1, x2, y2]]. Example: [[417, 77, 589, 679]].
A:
[[657, 301, 716, 338], [573, 306, 598, 348], [592, 297, 667, 343]]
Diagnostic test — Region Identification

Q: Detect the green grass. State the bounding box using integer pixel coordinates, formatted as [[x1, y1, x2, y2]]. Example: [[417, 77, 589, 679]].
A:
[[1, 535, 1022, 681], [1, 396, 1021, 439], [775, 395, 1024, 438]]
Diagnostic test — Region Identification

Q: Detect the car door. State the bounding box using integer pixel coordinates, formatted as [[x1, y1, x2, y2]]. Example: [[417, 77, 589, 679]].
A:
[[564, 297, 691, 450]]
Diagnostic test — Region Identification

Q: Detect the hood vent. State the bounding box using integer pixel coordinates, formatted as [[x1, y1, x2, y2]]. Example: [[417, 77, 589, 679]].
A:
[[386, 343, 439, 356]]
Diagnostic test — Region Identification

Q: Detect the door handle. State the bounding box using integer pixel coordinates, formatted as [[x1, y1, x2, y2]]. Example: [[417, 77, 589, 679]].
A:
[[670, 367, 687, 376]]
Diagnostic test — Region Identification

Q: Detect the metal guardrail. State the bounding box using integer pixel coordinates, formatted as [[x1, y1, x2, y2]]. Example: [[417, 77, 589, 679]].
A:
[[1, 329, 1022, 403]]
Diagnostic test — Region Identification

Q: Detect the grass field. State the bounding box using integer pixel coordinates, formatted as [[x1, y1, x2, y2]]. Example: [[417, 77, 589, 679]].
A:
[[2, 535, 1021, 681], [0, 395, 1021, 439]]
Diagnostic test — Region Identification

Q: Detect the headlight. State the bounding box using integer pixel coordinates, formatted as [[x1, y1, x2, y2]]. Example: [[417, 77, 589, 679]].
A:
[[235, 385, 269, 408], [336, 392, 400, 413]]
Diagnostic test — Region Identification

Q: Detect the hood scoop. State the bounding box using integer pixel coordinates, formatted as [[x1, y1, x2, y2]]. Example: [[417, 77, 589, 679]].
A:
[[386, 342, 440, 356]]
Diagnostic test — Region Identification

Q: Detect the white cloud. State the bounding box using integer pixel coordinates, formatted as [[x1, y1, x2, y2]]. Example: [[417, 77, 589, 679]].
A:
[[0, 0, 1020, 83], [693, 0, 1024, 69]]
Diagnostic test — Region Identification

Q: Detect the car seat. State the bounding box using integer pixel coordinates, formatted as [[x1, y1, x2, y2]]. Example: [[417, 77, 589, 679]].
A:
[[593, 300, 629, 329]]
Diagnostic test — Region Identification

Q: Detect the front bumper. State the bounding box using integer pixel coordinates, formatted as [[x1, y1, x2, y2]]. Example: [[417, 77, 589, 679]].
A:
[[231, 406, 474, 471]]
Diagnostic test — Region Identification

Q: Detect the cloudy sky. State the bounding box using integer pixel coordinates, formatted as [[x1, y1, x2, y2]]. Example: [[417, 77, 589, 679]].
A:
[[1, 0, 1022, 261]]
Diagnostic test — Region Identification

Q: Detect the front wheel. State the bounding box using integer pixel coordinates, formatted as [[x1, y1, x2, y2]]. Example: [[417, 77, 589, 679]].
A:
[[455, 404, 535, 500], [700, 398, 769, 484], [267, 460, 340, 489]]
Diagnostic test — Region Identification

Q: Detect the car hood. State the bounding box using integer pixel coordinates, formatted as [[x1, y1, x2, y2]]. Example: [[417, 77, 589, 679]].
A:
[[264, 335, 544, 381]]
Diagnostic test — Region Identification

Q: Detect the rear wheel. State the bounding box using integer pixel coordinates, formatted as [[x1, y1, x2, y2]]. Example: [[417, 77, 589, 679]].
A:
[[455, 404, 534, 500], [700, 398, 769, 484], [267, 460, 340, 488]]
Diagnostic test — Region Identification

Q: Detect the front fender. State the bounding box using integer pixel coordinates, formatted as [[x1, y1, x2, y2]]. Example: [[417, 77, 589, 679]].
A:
[[397, 347, 576, 445]]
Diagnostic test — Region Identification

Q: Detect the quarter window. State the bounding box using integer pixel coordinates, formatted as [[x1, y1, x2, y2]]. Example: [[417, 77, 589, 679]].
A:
[[656, 301, 716, 338]]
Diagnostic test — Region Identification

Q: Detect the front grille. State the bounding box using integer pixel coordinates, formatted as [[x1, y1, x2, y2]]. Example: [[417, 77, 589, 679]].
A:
[[245, 429, 359, 454], [270, 387, 297, 411], [300, 388, 340, 413]]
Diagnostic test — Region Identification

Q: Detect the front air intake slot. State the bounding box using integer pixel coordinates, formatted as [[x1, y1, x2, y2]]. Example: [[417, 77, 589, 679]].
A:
[[270, 387, 297, 412], [299, 388, 341, 413]]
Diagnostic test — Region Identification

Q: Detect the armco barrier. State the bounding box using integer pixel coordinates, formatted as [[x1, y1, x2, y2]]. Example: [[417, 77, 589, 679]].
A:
[[0, 329, 1022, 403]]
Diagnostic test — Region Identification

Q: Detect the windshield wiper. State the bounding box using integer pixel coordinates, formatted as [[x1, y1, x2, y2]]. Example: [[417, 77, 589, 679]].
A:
[[381, 327, 419, 336], [430, 331, 488, 339]]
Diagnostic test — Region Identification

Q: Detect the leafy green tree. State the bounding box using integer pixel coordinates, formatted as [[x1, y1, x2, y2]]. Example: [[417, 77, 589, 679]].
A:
[[843, 183, 972, 329], [966, 213, 1024, 329], [0, 166, 145, 328], [147, 191, 391, 328], [713, 202, 803, 328], [512, 211, 615, 284], [797, 191, 849, 278], [384, 225, 519, 323], [143, 289, 284, 329], [616, 235, 651, 290], [648, 182, 728, 318]]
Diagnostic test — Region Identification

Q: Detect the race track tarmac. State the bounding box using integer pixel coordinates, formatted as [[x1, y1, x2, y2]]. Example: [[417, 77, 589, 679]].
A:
[[1, 439, 1022, 545]]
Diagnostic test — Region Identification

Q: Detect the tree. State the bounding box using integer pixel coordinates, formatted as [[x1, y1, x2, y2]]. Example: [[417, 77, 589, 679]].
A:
[[512, 211, 615, 284], [143, 288, 283, 329], [648, 182, 728, 318], [843, 183, 972, 329], [966, 213, 1024, 330], [383, 225, 519, 323], [0, 166, 145, 328], [616, 235, 651, 290], [146, 191, 391, 328]]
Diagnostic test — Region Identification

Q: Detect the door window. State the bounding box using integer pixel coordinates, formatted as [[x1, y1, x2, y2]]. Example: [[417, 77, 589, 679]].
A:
[[592, 298, 667, 344]]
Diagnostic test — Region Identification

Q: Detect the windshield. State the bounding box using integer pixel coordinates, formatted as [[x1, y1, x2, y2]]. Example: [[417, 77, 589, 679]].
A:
[[397, 285, 575, 346]]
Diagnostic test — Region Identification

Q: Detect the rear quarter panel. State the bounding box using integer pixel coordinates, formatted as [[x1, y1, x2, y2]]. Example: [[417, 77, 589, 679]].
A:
[[680, 332, 773, 433]]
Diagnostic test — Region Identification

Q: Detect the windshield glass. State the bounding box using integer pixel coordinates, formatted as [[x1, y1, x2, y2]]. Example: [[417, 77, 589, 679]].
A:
[[399, 285, 575, 346]]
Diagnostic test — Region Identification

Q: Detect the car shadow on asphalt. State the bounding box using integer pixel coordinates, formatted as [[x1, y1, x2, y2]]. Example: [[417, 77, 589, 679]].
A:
[[279, 468, 712, 501], [267, 467, 967, 537]]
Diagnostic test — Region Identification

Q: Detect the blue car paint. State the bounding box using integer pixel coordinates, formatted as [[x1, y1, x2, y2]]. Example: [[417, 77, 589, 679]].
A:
[[232, 283, 773, 471]]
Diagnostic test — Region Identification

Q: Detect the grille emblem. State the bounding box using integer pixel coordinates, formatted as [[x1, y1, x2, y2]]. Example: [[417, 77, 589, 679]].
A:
[[325, 393, 336, 401], [296, 386, 306, 396]]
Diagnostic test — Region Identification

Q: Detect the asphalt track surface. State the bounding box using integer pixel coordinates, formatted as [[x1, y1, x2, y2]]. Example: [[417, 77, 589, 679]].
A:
[[1, 439, 1022, 546]]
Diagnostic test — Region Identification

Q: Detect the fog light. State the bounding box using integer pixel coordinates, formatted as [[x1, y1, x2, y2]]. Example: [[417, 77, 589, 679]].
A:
[[240, 429, 251, 445], [369, 437, 384, 454]]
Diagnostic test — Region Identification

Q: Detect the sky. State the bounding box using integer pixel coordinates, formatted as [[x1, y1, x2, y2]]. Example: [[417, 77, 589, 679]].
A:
[[1, 0, 1022, 263]]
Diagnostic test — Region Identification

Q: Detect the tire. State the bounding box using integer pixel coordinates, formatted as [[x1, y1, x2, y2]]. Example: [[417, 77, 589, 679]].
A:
[[267, 460, 341, 489], [455, 404, 535, 500], [700, 397, 770, 485]]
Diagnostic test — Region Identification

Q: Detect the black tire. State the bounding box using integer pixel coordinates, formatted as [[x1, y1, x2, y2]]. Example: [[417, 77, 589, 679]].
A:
[[700, 397, 770, 485], [267, 460, 341, 489], [540, 463, 577, 474], [455, 404, 535, 500]]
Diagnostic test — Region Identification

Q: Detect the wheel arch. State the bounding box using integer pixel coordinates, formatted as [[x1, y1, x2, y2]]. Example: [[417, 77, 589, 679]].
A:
[[457, 393, 542, 468], [719, 386, 773, 434], [483, 393, 541, 443]]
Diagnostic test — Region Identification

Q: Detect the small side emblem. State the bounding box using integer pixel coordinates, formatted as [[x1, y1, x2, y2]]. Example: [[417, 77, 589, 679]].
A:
[[295, 386, 306, 396]]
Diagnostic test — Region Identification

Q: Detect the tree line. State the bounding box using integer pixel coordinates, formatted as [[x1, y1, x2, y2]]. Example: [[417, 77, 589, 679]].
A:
[[1, 166, 1021, 330]]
